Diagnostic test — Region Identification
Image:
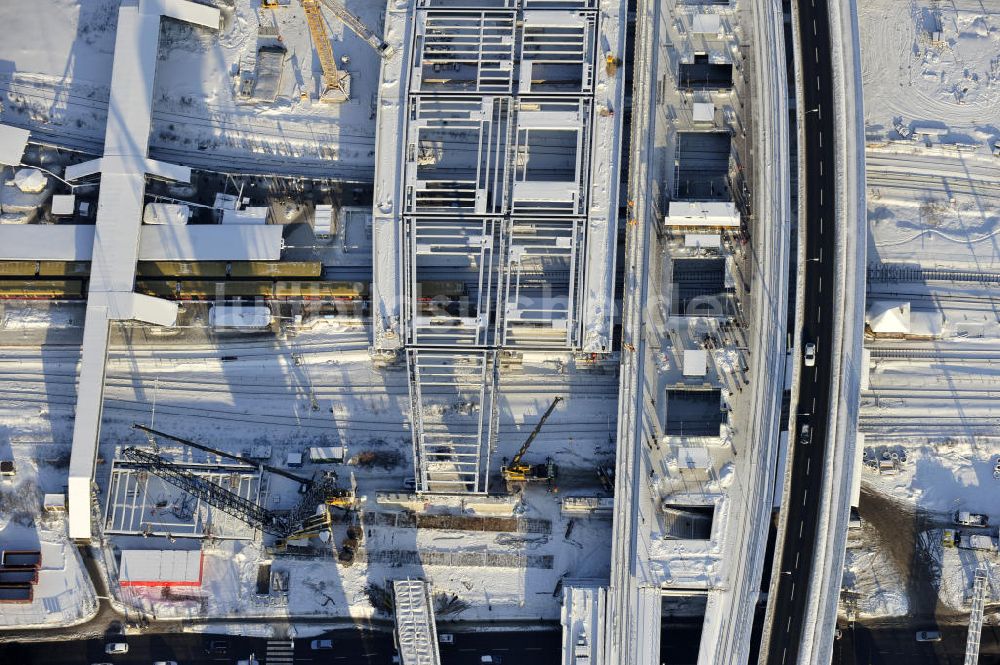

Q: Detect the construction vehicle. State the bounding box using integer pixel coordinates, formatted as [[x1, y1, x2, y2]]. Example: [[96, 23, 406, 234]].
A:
[[263, 0, 391, 58], [301, 0, 351, 103], [316, 0, 393, 59], [501, 396, 562, 484]]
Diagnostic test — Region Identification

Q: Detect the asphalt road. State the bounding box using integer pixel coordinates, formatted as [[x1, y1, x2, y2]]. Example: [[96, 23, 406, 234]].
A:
[[834, 622, 1000, 665], [0, 629, 560, 665], [764, 0, 838, 661]]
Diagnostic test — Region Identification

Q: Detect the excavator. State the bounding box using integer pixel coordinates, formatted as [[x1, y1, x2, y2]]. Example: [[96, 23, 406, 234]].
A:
[[263, 0, 394, 103], [500, 396, 562, 485]]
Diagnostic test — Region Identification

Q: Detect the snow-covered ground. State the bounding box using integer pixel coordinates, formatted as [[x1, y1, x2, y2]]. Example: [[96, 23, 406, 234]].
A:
[[0, 305, 616, 625], [853, 0, 1000, 625], [0, 461, 97, 629], [0, 0, 382, 178]]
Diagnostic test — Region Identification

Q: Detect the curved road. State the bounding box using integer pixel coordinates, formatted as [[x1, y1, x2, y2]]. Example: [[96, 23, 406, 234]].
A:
[[765, 0, 837, 661]]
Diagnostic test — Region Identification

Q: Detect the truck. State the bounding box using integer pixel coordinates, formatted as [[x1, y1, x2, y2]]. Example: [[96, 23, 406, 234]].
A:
[[954, 511, 988, 527], [959, 533, 997, 552]]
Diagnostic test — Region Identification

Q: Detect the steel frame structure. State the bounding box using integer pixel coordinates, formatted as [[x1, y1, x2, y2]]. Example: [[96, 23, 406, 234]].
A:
[[376, 0, 625, 494], [407, 350, 499, 492]]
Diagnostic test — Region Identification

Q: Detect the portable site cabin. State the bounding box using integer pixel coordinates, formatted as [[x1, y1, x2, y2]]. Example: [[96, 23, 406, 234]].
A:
[[119, 549, 204, 587], [308, 446, 346, 464]]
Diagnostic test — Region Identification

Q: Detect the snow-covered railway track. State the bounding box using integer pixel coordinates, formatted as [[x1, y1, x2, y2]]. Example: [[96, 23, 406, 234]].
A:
[[0, 389, 616, 435], [868, 347, 1000, 361], [0, 78, 375, 179], [868, 265, 1000, 284], [0, 372, 617, 397]]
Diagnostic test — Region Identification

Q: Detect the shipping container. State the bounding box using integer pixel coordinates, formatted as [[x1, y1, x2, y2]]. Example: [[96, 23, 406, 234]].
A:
[[308, 447, 346, 463], [1, 551, 41, 568], [0, 583, 32, 603]]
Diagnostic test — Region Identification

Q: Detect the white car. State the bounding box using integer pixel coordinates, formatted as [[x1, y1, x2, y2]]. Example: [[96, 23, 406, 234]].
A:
[[438, 633, 454, 644], [104, 643, 128, 655], [803, 342, 816, 367]]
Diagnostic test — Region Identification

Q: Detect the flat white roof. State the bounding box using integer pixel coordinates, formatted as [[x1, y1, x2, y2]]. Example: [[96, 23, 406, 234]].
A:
[[666, 201, 740, 227], [68, 0, 221, 541], [0, 224, 282, 262], [120, 549, 203, 586], [683, 349, 709, 376], [139, 225, 283, 261], [0, 124, 30, 166]]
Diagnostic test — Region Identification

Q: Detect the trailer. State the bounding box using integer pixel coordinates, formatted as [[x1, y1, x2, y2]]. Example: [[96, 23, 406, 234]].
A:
[[959, 534, 997, 552], [307, 446, 346, 464], [208, 304, 273, 330], [955, 511, 989, 527]]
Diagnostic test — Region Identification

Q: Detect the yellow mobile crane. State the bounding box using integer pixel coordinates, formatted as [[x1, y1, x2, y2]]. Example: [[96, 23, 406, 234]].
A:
[[301, 0, 351, 103], [501, 396, 562, 485]]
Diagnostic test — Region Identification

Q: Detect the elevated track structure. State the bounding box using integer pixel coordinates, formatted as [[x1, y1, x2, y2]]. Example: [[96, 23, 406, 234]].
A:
[[371, 0, 627, 494]]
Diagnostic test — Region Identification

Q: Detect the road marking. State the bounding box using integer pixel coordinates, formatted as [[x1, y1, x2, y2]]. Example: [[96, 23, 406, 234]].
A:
[[813, 368, 818, 383], [799, 522, 804, 538], [813, 18, 817, 34], [815, 47, 819, 63], [818, 306, 822, 324], [819, 161, 823, 177], [802, 489, 808, 506], [819, 132, 823, 148], [796, 550, 801, 567], [819, 216, 823, 234], [783, 647, 788, 665], [788, 617, 793, 633], [816, 76, 821, 91], [811, 396, 816, 412], [806, 458, 811, 475], [819, 188, 823, 205], [818, 276, 822, 293], [790, 582, 796, 600]]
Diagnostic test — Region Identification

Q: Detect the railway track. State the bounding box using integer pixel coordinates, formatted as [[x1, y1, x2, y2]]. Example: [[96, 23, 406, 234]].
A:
[[867, 347, 1000, 361], [868, 265, 1000, 285]]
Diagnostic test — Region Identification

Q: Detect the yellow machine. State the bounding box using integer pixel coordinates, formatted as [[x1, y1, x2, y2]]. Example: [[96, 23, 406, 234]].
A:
[[300, 0, 351, 103], [500, 396, 562, 484]]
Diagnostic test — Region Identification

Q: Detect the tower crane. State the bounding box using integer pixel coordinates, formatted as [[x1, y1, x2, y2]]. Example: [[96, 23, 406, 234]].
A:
[[316, 0, 394, 59], [301, 0, 351, 103], [501, 396, 562, 484]]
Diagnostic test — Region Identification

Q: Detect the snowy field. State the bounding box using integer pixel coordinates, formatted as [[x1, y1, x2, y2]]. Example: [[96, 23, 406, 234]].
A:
[[853, 0, 1000, 625], [0, 0, 383, 178], [0, 303, 616, 625]]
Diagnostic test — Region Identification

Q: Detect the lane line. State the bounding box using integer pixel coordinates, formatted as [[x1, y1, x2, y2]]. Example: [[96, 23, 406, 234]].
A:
[[813, 18, 817, 34], [806, 458, 811, 475], [802, 489, 808, 506], [799, 522, 804, 538], [818, 276, 822, 293], [820, 188, 823, 205], [815, 47, 819, 63], [819, 161, 823, 177], [819, 132, 823, 148]]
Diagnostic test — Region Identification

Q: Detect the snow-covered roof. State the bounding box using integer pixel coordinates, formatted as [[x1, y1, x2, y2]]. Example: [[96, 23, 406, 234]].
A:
[[666, 201, 740, 227], [0, 224, 282, 261], [865, 300, 910, 333], [139, 225, 283, 261], [693, 102, 715, 123], [683, 349, 709, 376], [120, 549, 203, 586], [692, 14, 723, 34], [0, 124, 29, 166]]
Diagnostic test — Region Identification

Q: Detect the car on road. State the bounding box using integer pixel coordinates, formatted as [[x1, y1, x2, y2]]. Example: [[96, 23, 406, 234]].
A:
[[154, 661, 178, 665], [481, 657, 502, 664], [438, 633, 454, 644], [799, 423, 812, 446], [104, 643, 128, 655], [311, 639, 334, 650], [916, 630, 942, 642], [803, 342, 816, 367], [206, 640, 228, 655]]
